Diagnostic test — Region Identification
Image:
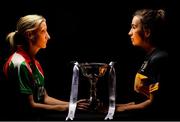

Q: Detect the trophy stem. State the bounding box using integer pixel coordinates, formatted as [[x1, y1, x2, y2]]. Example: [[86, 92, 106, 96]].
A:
[[89, 79, 97, 102], [89, 78, 99, 111], [79, 63, 109, 112]]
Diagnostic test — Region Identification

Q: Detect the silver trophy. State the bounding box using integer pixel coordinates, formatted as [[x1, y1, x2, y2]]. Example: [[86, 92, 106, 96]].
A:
[[66, 62, 116, 120], [79, 63, 109, 111]]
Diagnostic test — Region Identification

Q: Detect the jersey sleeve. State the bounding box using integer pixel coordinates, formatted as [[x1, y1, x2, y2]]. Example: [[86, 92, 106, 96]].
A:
[[17, 61, 34, 94], [149, 52, 168, 85]]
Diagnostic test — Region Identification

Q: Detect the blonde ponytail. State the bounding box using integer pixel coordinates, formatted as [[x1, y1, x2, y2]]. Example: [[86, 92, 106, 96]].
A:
[[6, 31, 17, 49]]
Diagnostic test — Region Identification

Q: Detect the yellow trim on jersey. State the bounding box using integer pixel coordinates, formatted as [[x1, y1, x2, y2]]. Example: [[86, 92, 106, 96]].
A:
[[134, 73, 159, 98], [149, 82, 159, 93]]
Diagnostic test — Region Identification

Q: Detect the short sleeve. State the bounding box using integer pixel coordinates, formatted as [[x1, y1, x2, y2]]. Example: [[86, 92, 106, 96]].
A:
[[18, 61, 34, 94]]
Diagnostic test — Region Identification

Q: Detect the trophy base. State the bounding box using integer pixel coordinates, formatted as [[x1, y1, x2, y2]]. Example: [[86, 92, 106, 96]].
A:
[[88, 98, 101, 112]]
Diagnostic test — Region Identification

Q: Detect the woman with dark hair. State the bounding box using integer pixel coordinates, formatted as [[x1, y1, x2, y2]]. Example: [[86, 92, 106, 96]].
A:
[[116, 9, 168, 119]]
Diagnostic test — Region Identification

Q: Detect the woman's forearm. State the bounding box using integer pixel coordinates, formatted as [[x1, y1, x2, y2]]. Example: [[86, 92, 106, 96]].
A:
[[31, 102, 68, 111], [44, 95, 69, 105], [126, 99, 151, 110]]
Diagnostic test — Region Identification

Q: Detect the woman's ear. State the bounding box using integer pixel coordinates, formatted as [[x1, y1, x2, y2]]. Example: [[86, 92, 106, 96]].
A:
[[25, 31, 34, 40], [144, 29, 151, 38]]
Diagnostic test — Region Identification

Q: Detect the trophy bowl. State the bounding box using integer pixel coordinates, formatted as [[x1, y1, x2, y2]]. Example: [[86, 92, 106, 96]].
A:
[[79, 63, 109, 111]]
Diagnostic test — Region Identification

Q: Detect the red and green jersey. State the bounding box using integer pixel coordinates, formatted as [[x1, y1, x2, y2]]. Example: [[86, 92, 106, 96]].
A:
[[3, 47, 45, 103]]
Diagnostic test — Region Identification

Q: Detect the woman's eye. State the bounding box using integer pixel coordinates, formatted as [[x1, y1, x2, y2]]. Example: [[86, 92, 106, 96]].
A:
[[132, 25, 136, 29], [41, 29, 46, 33]]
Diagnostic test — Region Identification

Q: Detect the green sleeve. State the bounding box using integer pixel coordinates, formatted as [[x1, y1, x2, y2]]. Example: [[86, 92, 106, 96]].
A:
[[18, 61, 34, 94]]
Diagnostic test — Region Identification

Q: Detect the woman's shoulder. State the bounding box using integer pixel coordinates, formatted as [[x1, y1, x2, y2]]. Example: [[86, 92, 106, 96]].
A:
[[151, 49, 168, 61], [11, 52, 25, 64], [150, 49, 168, 67], [8, 51, 31, 67]]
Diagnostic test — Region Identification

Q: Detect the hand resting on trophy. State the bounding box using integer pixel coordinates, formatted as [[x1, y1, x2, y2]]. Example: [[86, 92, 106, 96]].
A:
[[76, 99, 90, 111], [77, 99, 109, 113]]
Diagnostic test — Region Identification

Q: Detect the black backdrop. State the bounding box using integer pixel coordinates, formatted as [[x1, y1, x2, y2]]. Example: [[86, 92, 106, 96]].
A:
[[0, 0, 177, 120]]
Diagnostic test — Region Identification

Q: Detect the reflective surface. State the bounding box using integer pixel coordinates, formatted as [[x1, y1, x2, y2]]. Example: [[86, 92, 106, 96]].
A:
[[79, 63, 109, 111]]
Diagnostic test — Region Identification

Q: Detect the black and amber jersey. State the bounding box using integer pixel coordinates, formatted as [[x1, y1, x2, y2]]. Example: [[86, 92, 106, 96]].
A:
[[134, 48, 168, 98]]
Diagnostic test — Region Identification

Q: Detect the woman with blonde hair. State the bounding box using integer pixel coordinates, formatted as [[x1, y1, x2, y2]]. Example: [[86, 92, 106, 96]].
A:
[[3, 14, 88, 120]]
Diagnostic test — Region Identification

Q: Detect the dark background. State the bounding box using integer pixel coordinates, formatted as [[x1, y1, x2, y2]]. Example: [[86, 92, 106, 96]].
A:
[[0, 0, 177, 120]]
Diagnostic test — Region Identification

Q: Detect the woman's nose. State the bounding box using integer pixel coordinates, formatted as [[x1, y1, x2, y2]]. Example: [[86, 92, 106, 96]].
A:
[[128, 29, 132, 36], [47, 32, 50, 40]]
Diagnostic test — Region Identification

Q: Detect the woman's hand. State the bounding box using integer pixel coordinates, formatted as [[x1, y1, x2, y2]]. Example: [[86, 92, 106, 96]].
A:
[[76, 99, 90, 111]]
